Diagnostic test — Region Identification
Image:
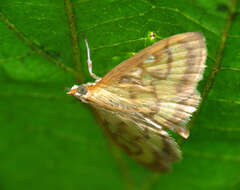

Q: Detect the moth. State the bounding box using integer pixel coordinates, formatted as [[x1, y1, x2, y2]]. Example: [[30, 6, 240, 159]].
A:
[[67, 32, 207, 172]]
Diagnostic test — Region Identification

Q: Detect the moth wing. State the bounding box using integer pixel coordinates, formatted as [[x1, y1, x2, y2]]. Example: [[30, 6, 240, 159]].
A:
[[88, 32, 207, 138], [95, 107, 181, 172]]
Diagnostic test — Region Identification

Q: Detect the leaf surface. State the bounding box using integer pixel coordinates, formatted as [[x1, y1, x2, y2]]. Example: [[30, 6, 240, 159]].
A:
[[0, 0, 239, 189]]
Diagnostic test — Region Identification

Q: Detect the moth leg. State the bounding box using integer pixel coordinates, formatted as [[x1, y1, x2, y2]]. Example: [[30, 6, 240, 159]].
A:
[[83, 35, 101, 81]]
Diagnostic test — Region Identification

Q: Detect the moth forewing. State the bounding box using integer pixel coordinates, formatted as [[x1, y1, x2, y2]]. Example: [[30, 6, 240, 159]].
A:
[[68, 32, 207, 171]]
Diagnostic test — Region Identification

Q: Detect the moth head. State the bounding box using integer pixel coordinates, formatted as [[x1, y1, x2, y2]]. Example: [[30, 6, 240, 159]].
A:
[[67, 84, 88, 101]]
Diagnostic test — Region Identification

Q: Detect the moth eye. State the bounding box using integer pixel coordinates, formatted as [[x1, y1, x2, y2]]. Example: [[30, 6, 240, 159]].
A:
[[77, 85, 88, 95]]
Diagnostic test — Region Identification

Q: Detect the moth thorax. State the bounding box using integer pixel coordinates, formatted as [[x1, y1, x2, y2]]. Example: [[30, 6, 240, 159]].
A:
[[77, 85, 88, 95]]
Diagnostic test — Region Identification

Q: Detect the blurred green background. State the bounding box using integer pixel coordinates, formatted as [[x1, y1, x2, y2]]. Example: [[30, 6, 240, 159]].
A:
[[0, 0, 240, 189]]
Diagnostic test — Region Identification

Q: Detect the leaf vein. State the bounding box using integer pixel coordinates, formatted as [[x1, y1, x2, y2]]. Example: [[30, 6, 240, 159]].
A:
[[79, 6, 220, 36], [201, 125, 240, 133], [185, 150, 240, 162], [179, 0, 238, 145], [64, 0, 84, 82], [0, 11, 79, 76]]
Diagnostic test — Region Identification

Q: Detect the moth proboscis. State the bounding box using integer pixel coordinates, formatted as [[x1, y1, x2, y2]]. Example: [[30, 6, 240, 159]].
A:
[[67, 32, 207, 172]]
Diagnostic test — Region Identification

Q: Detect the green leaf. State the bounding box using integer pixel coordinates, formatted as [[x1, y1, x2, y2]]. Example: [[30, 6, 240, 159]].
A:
[[0, 0, 239, 190]]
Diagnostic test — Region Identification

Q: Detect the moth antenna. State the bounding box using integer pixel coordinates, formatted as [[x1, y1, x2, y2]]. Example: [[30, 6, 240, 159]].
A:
[[81, 33, 101, 81]]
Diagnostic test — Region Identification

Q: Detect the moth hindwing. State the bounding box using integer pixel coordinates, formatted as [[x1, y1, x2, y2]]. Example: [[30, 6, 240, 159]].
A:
[[68, 32, 207, 172]]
